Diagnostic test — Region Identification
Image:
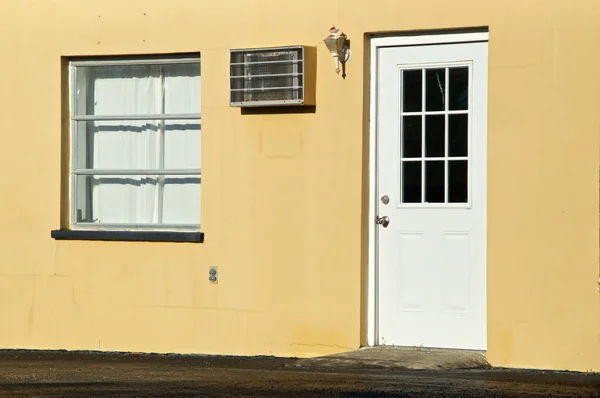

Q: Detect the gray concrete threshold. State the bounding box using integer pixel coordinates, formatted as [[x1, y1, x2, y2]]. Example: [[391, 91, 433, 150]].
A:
[[294, 346, 491, 370]]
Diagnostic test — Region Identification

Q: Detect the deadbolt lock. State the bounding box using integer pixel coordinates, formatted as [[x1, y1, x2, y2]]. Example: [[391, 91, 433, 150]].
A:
[[381, 195, 390, 205]]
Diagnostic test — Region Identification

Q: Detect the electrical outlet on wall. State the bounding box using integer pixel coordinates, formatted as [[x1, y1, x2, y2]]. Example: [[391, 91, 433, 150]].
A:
[[209, 266, 218, 284]]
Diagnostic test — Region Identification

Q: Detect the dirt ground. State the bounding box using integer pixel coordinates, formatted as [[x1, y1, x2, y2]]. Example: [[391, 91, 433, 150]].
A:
[[0, 350, 598, 397]]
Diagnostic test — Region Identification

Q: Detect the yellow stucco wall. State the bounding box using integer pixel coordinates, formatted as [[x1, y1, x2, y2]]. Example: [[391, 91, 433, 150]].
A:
[[0, 0, 598, 371]]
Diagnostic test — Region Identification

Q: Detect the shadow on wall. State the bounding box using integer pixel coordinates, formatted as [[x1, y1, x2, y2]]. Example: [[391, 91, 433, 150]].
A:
[[241, 106, 316, 115]]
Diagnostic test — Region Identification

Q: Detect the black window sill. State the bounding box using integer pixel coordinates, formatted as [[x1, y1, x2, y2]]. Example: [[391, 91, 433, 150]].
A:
[[51, 229, 204, 243]]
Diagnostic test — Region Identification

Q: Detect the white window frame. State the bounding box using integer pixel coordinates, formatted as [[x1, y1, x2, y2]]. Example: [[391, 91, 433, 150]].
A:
[[69, 56, 201, 232]]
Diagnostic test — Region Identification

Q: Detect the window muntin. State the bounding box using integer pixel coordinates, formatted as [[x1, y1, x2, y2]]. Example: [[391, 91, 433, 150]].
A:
[[70, 57, 201, 230]]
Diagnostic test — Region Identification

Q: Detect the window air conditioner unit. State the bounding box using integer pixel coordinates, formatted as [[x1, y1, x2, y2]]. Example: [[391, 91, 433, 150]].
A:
[[230, 46, 316, 107]]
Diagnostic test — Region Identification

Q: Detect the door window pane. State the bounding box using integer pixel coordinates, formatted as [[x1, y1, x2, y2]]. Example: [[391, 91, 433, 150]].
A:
[[448, 114, 468, 157], [402, 70, 422, 112], [425, 68, 445, 111], [448, 160, 468, 203], [402, 116, 422, 158], [425, 161, 444, 203], [449, 67, 469, 110], [402, 162, 422, 203], [425, 115, 445, 157]]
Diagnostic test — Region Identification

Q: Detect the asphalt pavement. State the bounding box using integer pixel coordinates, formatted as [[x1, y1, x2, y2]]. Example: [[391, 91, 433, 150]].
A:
[[0, 350, 598, 397]]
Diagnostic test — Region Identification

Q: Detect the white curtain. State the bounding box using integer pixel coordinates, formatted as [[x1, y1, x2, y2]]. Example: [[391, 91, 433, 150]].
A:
[[162, 65, 201, 225], [78, 63, 200, 226]]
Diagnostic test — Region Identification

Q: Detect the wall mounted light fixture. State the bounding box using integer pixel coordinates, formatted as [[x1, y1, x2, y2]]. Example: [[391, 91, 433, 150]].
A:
[[323, 26, 351, 78]]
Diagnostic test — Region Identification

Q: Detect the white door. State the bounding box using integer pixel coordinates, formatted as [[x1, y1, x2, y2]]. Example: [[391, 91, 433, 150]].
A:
[[376, 40, 488, 350]]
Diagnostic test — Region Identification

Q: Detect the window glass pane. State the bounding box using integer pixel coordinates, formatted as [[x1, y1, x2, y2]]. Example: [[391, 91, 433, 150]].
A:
[[425, 161, 444, 203], [75, 174, 200, 225], [75, 64, 163, 116], [76, 174, 160, 224], [74, 121, 91, 169], [402, 161, 422, 203], [77, 120, 201, 171], [449, 67, 469, 110], [164, 120, 201, 169], [74, 62, 201, 116], [402, 116, 422, 158], [163, 176, 201, 225], [164, 64, 201, 114], [402, 70, 422, 112], [74, 174, 94, 223], [448, 114, 468, 157], [425, 115, 445, 157], [425, 68, 445, 111], [75, 120, 160, 170], [448, 160, 468, 203]]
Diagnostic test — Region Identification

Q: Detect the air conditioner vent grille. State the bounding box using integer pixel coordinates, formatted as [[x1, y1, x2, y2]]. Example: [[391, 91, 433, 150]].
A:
[[230, 46, 314, 107]]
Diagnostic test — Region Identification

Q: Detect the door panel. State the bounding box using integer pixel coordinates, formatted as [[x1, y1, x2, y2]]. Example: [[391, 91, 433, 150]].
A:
[[376, 41, 488, 350]]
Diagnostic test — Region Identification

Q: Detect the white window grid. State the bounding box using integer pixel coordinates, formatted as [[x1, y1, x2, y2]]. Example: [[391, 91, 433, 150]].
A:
[[398, 61, 473, 208], [69, 57, 201, 230]]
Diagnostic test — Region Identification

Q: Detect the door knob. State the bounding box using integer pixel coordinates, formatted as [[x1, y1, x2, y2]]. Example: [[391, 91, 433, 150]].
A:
[[376, 215, 390, 228]]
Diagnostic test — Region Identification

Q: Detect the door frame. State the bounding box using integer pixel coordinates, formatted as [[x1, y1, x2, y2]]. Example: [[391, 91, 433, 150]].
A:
[[367, 31, 490, 346]]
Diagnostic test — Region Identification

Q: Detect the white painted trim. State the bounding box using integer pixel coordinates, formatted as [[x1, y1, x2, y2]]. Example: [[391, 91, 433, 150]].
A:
[[70, 58, 200, 67], [371, 32, 488, 48], [367, 31, 489, 347], [367, 38, 378, 347]]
